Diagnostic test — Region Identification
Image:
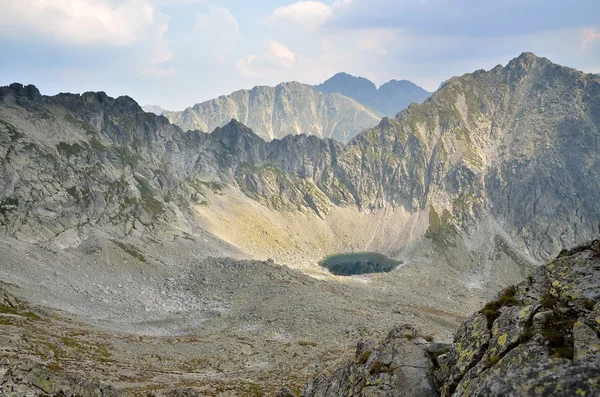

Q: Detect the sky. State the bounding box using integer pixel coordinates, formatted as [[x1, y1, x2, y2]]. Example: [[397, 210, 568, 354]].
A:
[[1, 0, 599, 110]]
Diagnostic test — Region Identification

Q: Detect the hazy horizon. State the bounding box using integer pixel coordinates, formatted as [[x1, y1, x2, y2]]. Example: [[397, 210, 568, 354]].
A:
[[1, 0, 599, 109]]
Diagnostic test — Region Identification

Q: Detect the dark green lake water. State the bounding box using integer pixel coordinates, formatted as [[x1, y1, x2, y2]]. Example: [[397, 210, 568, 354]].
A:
[[319, 252, 402, 276]]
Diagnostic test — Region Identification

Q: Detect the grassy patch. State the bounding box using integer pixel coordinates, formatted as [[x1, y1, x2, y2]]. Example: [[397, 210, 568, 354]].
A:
[[133, 175, 165, 215], [425, 205, 457, 247], [540, 310, 577, 359], [0, 197, 18, 217], [112, 240, 146, 263], [480, 285, 520, 328], [0, 303, 40, 320], [247, 383, 265, 396], [357, 350, 372, 364], [113, 146, 141, 167], [540, 293, 557, 309], [56, 142, 85, 157], [0, 119, 24, 141], [90, 137, 107, 152]]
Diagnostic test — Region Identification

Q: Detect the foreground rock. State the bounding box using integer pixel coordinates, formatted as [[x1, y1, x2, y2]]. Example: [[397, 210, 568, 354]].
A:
[[305, 325, 443, 397], [303, 240, 600, 396], [0, 358, 123, 397]]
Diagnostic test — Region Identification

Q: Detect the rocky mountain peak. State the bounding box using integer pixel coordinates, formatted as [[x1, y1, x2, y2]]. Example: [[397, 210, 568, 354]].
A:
[[0, 83, 43, 106]]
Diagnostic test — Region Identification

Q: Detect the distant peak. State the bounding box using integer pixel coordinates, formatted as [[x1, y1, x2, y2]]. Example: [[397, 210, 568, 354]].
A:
[[517, 52, 539, 60], [226, 118, 245, 127], [222, 118, 259, 136], [212, 118, 264, 143], [331, 72, 356, 79], [508, 52, 546, 67], [319, 72, 376, 86]]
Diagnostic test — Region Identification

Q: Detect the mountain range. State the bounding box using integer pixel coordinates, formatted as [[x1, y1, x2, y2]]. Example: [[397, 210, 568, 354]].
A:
[[161, 81, 381, 142], [1, 53, 598, 266], [1, 52, 599, 394], [159, 74, 431, 143], [315, 72, 432, 116]]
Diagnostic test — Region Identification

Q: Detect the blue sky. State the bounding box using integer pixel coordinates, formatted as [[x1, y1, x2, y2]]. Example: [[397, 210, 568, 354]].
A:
[[1, 0, 599, 110]]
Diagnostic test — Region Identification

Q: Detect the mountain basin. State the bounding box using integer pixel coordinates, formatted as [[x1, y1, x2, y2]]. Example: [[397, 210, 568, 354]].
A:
[[319, 252, 402, 276]]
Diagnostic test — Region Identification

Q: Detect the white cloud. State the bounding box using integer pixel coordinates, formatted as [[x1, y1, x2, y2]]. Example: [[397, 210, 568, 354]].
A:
[[191, 5, 240, 63], [0, 0, 174, 78], [270, 1, 332, 30], [266, 40, 296, 66], [236, 40, 296, 78], [0, 0, 166, 46], [580, 28, 600, 51]]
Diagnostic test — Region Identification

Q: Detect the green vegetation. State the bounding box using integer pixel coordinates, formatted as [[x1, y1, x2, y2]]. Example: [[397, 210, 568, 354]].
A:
[[186, 179, 225, 194], [425, 205, 457, 247], [0, 303, 40, 320], [133, 175, 165, 215], [112, 240, 147, 263], [0, 119, 24, 141], [540, 310, 577, 359], [113, 146, 141, 167], [480, 285, 521, 328], [90, 137, 107, 152], [540, 293, 557, 309], [56, 142, 85, 157], [247, 383, 265, 396], [487, 355, 501, 367], [0, 197, 18, 218], [358, 350, 372, 364], [319, 252, 402, 276]]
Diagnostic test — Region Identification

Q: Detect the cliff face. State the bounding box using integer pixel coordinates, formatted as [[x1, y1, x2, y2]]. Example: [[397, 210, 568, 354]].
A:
[[1, 53, 599, 265], [302, 240, 600, 397], [162, 81, 381, 142]]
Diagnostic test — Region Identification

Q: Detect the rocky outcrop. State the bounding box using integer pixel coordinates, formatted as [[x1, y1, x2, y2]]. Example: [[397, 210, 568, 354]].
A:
[[304, 325, 442, 397], [315, 72, 432, 116], [163, 82, 381, 142], [303, 240, 600, 396], [438, 239, 600, 396]]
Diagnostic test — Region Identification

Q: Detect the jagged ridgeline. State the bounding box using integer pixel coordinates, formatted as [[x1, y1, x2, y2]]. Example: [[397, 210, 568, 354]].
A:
[[0, 53, 599, 263], [162, 81, 382, 142]]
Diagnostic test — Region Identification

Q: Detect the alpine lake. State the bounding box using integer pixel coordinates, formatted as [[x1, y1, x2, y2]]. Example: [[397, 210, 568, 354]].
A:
[[319, 252, 402, 276]]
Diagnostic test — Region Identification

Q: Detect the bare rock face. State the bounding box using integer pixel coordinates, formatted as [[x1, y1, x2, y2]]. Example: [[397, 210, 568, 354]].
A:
[[163, 82, 381, 142], [301, 241, 600, 396]]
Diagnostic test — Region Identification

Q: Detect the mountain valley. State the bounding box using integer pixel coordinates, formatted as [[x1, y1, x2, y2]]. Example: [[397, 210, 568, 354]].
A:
[[1, 52, 599, 395]]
